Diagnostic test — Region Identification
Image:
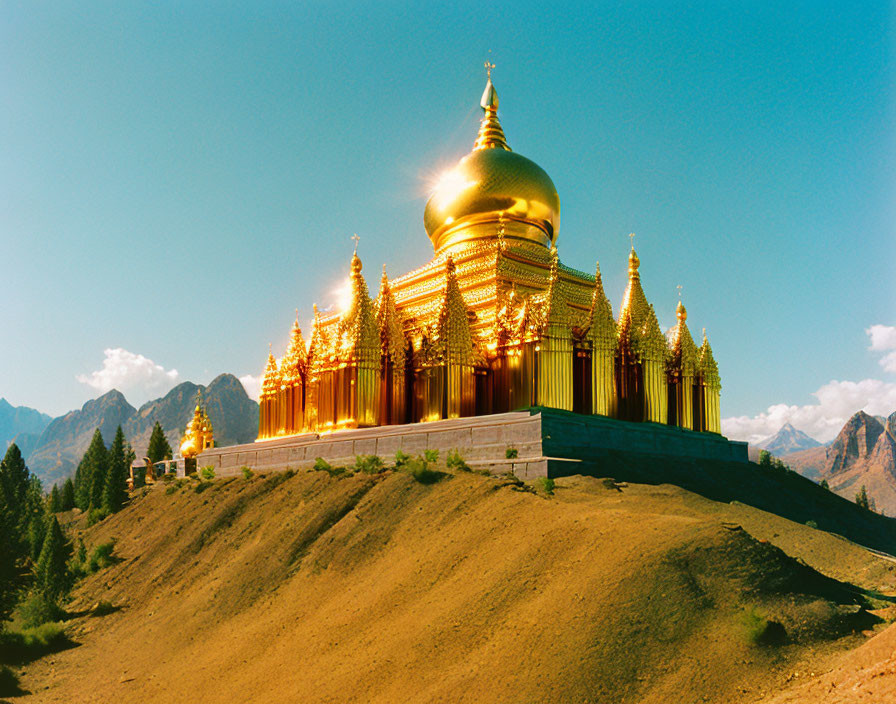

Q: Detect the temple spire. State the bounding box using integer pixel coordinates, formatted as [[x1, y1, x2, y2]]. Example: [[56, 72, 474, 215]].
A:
[[474, 65, 510, 152]]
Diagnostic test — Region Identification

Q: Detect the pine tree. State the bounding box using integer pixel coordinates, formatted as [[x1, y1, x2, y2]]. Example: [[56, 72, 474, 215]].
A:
[[0, 443, 31, 531], [33, 516, 72, 604], [61, 478, 76, 511], [79, 429, 109, 509], [855, 485, 870, 510], [49, 485, 62, 513], [28, 513, 46, 562], [758, 450, 771, 469], [73, 454, 88, 510], [0, 504, 23, 623], [103, 426, 130, 513], [146, 422, 172, 464]]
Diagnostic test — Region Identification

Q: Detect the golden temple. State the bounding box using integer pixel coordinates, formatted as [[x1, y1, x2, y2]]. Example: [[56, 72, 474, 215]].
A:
[[180, 392, 214, 459], [257, 71, 722, 440]]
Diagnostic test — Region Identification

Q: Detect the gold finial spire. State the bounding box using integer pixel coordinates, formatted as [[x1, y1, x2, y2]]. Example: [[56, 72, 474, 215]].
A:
[[351, 233, 360, 254], [474, 64, 509, 151]]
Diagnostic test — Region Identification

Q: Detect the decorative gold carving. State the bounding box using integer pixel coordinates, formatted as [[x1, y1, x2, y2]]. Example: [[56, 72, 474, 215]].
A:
[[181, 392, 214, 459]]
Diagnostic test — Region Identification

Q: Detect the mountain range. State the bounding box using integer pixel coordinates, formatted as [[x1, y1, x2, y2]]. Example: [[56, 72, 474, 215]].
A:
[[783, 410, 896, 515], [22, 374, 258, 487], [0, 397, 53, 459], [756, 422, 822, 455]]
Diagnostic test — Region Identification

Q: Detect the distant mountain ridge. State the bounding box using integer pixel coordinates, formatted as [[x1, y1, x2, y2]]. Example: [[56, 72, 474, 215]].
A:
[[0, 398, 52, 457], [24, 374, 258, 486], [756, 422, 821, 455], [784, 410, 896, 515]]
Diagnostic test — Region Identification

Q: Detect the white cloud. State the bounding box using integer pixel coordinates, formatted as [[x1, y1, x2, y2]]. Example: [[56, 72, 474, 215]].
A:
[[722, 378, 896, 445], [76, 348, 179, 404], [239, 374, 261, 401], [867, 324, 896, 373]]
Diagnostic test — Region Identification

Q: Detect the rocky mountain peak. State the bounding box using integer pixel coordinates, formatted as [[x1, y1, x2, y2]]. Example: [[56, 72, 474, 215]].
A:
[[826, 411, 886, 474]]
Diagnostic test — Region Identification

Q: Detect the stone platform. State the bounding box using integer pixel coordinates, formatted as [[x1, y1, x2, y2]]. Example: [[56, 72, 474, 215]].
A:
[[197, 408, 748, 480]]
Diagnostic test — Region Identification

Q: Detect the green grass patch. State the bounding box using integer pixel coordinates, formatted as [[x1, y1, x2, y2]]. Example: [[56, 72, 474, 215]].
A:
[[446, 449, 471, 472], [0, 621, 71, 664], [536, 476, 555, 495]]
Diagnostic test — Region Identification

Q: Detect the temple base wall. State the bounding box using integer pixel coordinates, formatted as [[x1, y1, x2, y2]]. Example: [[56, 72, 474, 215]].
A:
[[198, 408, 748, 480]]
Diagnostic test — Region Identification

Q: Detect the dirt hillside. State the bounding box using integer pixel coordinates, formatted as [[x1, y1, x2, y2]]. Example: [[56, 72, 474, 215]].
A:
[[13, 467, 896, 703]]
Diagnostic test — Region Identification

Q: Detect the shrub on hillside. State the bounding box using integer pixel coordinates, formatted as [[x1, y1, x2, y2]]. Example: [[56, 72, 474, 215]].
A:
[[17, 594, 65, 628], [87, 541, 116, 573], [241, 466, 254, 480], [505, 447, 519, 459], [394, 450, 411, 468], [200, 466, 215, 481], [423, 449, 439, 464], [536, 477, 555, 495], [354, 455, 385, 474], [86, 507, 109, 527], [446, 449, 470, 472], [403, 456, 441, 485]]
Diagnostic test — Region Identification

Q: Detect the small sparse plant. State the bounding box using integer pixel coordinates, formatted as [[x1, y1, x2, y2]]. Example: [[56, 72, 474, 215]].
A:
[[536, 476, 555, 495], [313, 457, 332, 472], [406, 457, 441, 484], [805, 520, 818, 529], [855, 485, 870, 510], [354, 454, 385, 474], [505, 447, 519, 459], [820, 479, 829, 490], [86, 507, 109, 527], [446, 449, 471, 472], [423, 448, 439, 464], [17, 594, 65, 628], [200, 466, 215, 481], [394, 450, 411, 467], [741, 608, 786, 646], [87, 541, 116, 573], [91, 600, 117, 617], [241, 466, 254, 480]]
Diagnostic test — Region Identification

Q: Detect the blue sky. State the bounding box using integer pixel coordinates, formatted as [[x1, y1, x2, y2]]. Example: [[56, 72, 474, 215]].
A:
[[1, 1, 894, 441]]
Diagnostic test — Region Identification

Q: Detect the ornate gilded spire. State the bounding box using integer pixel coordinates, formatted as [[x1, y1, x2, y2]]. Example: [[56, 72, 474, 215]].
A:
[[586, 261, 617, 350], [618, 242, 651, 350], [667, 298, 698, 375], [473, 65, 510, 152], [375, 266, 407, 366], [261, 346, 281, 396], [280, 311, 307, 384], [633, 304, 668, 362], [337, 250, 379, 362], [541, 246, 568, 329], [698, 328, 721, 388], [436, 255, 477, 364]]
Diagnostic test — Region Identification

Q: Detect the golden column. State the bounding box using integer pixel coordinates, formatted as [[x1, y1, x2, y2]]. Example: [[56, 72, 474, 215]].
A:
[[280, 313, 307, 435], [335, 249, 381, 428], [586, 261, 617, 416], [667, 299, 698, 429], [536, 248, 573, 411], [435, 255, 477, 419], [303, 305, 325, 432], [698, 329, 722, 433], [258, 348, 281, 439], [375, 266, 408, 425]]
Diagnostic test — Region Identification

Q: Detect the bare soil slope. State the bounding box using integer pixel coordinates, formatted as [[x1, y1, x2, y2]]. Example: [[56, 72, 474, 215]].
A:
[[15, 469, 896, 703]]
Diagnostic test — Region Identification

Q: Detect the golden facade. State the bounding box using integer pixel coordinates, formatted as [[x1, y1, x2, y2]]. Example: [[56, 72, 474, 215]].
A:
[[257, 73, 723, 440]]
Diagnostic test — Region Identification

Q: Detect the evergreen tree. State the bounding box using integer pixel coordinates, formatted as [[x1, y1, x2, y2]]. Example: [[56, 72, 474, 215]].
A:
[[49, 485, 62, 513], [146, 422, 172, 464], [855, 485, 870, 510], [0, 443, 31, 531], [820, 479, 829, 490], [60, 478, 76, 511], [103, 426, 130, 513], [79, 429, 109, 509], [27, 513, 46, 562], [758, 450, 771, 469], [0, 504, 23, 623], [33, 516, 72, 604], [73, 454, 89, 510]]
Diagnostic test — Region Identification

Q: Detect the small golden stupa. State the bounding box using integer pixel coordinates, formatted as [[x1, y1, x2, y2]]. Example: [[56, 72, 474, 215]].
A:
[[257, 66, 722, 439], [180, 392, 214, 458]]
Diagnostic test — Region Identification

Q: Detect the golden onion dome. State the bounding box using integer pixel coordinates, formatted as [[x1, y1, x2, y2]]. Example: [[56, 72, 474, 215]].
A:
[[423, 76, 560, 254]]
